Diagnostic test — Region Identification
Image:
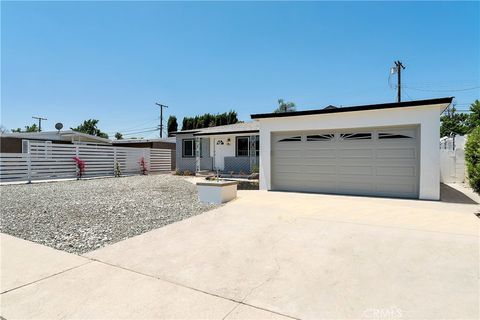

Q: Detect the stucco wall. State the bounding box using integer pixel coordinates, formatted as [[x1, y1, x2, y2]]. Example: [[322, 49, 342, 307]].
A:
[[256, 104, 446, 200]]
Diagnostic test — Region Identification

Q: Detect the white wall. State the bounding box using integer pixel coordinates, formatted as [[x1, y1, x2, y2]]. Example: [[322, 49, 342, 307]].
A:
[[440, 135, 466, 184], [257, 104, 448, 200]]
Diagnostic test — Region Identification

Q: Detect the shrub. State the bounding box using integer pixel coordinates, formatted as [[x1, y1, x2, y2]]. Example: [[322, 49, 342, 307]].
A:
[[465, 127, 480, 193], [174, 168, 182, 175], [114, 161, 122, 177], [72, 157, 86, 179], [183, 170, 191, 176], [139, 157, 148, 175]]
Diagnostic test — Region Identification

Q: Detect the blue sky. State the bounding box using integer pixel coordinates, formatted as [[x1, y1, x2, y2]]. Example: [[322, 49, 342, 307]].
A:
[[2, 1, 479, 138]]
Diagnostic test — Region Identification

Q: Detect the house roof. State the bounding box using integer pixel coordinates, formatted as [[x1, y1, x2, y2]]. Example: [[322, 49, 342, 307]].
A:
[[250, 97, 454, 119], [0, 130, 112, 144], [174, 122, 259, 136], [113, 137, 176, 144]]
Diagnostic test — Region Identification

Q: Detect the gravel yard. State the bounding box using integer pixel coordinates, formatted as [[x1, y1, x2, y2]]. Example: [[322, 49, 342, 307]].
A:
[[0, 175, 218, 254]]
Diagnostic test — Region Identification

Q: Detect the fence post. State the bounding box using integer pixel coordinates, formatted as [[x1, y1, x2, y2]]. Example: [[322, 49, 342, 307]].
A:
[[75, 145, 79, 177], [26, 140, 32, 183], [113, 147, 117, 176]]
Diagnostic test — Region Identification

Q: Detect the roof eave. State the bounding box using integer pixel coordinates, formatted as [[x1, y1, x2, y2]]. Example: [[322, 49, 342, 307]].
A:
[[193, 130, 259, 137], [250, 97, 454, 119]]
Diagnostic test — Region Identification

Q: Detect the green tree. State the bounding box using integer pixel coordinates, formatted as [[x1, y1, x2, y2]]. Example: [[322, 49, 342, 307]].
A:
[[114, 132, 123, 140], [11, 123, 39, 132], [465, 127, 480, 193], [181, 111, 238, 131], [167, 115, 178, 136], [467, 100, 480, 132], [71, 119, 109, 139], [274, 99, 296, 113], [440, 105, 469, 137]]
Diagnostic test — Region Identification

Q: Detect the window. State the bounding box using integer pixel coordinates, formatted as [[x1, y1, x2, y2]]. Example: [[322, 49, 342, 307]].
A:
[[182, 139, 195, 157], [378, 133, 413, 140], [307, 134, 335, 141], [340, 133, 372, 140], [278, 136, 301, 142], [255, 138, 260, 156], [236, 136, 249, 157]]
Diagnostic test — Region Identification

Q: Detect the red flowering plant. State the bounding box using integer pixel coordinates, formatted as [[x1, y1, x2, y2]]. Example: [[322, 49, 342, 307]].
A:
[[139, 157, 148, 175], [72, 156, 86, 179]]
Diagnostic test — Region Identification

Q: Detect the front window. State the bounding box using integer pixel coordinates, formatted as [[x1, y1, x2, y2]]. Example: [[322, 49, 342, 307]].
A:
[[236, 136, 249, 157], [182, 139, 195, 157], [255, 138, 259, 156]]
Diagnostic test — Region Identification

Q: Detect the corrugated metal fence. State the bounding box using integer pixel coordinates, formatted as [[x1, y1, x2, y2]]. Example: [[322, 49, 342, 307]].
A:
[[0, 141, 171, 183]]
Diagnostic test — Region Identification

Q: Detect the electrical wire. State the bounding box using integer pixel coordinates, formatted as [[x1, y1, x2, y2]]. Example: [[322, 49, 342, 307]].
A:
[[402, 85, 480, 92]]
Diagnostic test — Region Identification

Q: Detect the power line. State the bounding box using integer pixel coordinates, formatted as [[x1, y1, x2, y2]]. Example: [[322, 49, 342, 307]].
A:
[[403, 85, 480, 92], [122, 128, 160, 136]]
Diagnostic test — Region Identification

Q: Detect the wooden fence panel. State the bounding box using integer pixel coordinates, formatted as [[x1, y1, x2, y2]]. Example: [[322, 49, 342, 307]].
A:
[[0, 141, 172, 183]]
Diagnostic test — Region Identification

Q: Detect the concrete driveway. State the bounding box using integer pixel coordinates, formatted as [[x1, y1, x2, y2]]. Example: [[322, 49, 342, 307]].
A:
[[2, 190, 479, 319]]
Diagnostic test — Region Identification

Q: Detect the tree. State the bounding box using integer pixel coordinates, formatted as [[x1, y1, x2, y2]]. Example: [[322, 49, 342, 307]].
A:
[[440, 105, 469, 137], [274, 99, 296, 113], [167, 116, 178, 136], [467, 100, 480, 132], [11, 124, 39, 133], [181, 111, 238, 131], [71, 119, 109, 139], [465, 126, 480, 193], [115, 132, 123, 140]]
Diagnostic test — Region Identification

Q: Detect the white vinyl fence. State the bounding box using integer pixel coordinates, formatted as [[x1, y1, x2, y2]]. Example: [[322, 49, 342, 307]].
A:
[[440, 135, 466, 184], [0, 141, 171, 183]]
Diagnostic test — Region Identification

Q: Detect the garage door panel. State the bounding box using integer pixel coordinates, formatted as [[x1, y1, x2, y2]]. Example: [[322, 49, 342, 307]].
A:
[[304, 149, 336, 158], [339, 149, 373, 158], [337, 182, 374, 194], [272, 126, 419, 199], [338, 165, 373, 175], [376, 166, 416, 177], [376, 148, 416, 159], [375, 182, 416, 195]]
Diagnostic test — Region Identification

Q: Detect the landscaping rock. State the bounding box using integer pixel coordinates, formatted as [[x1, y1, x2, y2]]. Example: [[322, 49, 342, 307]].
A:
[[0, 175, 218, 254]]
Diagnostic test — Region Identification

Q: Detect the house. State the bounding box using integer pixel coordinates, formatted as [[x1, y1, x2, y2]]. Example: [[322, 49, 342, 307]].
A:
[[0, 130, 111, 153], [113, 137, 176, 170], [251, 97, 453, 200], [176, 97, 452, 200], [175, 122, 259, 173]]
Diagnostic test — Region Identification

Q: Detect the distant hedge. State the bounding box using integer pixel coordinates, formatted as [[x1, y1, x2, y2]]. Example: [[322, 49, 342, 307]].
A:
[[465, 127, 480, 193]]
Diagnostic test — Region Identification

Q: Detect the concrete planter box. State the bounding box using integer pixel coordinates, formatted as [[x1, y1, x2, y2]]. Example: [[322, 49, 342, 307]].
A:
[[197, 180, 238, 204]]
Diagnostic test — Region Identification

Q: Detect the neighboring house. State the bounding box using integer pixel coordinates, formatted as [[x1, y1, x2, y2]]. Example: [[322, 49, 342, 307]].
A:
[[251, 97, 453, 200], [0, 130, 111, 153], [113, 137, 176, 170], [175, 122, 259, 173]]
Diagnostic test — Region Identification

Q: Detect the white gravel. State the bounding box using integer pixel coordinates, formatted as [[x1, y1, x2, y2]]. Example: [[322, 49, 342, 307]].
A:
[[0, 175, 218, 254]]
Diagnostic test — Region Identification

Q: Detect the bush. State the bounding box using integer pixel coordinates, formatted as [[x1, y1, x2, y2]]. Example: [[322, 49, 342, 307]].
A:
[[183, 170, 191, 176], [465, 127, 480, 193]]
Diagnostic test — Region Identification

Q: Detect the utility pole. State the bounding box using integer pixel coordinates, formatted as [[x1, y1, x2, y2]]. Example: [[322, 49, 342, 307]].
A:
[[394, 60, 405, 102], [32, 116, 47, 132], [155, 103, 168, 138]]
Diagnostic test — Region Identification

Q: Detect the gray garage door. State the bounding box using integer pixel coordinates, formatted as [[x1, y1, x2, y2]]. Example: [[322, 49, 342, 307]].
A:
[[272, 126, 419, 198]]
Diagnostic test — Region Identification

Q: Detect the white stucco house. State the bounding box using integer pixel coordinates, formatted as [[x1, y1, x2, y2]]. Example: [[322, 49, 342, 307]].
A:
[[175, 97, 453, 200]]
